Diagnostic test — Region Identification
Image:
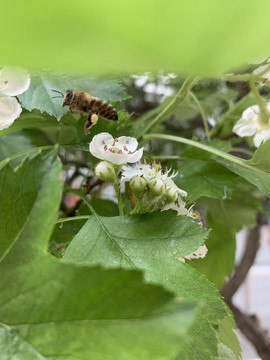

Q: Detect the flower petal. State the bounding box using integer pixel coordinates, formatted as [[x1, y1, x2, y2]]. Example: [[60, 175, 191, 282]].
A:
[[233, 118, 257, 137], [0, 97, 22, 130], [125, 148, 144, 163], [0, 67, 30, 96], [118, 136, 138, 152], [253, 129, 270, 147], [242, 105, 260, 121], [89, 132, 114, 160]]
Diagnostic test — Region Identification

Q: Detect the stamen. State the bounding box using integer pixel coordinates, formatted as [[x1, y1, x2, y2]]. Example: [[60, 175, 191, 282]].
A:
[[118, 149, 123, 154], [123, 146, 129, 152], [115, 138, 119, 142], [104, 145, 108, 151], [126, 140, 129, 144]]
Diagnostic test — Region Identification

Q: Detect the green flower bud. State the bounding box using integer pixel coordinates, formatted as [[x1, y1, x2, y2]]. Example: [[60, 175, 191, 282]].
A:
[[148, 178, 165, 196], [129, 176, 147, 199], [163, 187, 178, 203], [95, 161, 116, 183]]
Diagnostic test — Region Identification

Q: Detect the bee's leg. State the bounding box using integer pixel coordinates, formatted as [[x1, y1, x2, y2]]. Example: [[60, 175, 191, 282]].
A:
[[84, 109, 99, 135], [69, 106, 73, 114]]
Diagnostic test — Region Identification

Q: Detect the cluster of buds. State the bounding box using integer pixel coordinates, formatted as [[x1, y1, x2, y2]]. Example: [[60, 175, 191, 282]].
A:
[[122, 163, 187, 213]]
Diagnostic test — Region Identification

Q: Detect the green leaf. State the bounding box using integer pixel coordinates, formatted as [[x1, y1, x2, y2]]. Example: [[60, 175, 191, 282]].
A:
[[182, 139, 233, 160], [64, 210, 209, 264], [63, 210, 239, 359], [0, 152, 201, 359], [0, 112, 58, 137], [192, 181, 262, 289], [0, 132, 38, 167], [175, 160, 237, 201], [216, 316, 242, 360], [191, 209, 236, 290], [216, 140, 270, 197], [2, 1, 270, 74], [18, 70, 128, 120]]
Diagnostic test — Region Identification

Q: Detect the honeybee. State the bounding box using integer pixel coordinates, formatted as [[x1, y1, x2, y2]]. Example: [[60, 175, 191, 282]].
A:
[[52, 89, 118, 134]]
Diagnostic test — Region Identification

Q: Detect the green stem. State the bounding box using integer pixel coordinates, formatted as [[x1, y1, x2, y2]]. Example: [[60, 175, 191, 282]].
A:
[[0, 145, 56, 168], [143, 133, 269, 175], [114, 175, 124, 216], [131, 201, 141, 215], [249, 79, 269, 124], [138, 74, 198, 138], [189, 91, 210, 140], [218, 73, 270, 84], [55, 215, 90, 224]]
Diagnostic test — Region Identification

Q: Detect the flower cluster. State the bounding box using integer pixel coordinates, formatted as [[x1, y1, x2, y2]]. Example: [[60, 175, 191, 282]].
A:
[[89, 132, 208, 263], [121, 162, 187, 208], [0, 67, 30, 130]]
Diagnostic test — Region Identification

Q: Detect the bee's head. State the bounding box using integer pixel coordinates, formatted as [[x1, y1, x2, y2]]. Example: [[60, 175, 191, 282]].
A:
[[62, 89, 74, 107]]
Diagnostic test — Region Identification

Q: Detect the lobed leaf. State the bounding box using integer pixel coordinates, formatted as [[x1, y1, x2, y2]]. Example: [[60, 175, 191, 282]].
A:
[[0, 151, 200, 359], [63, 209, 239, 358]]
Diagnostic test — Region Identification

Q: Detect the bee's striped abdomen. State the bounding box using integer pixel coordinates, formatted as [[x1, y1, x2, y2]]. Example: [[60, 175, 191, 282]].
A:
[[90, 98, 118, 121]]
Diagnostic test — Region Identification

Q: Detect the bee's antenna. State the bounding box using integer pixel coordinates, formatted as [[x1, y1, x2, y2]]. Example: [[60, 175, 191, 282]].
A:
[[51, 89, 64, 97], [52, 96, 63, 99]]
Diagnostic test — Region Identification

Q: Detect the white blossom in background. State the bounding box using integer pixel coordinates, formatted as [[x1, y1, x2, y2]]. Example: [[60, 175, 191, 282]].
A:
[[89, 132, 143, 165], [0, 66, 30, 130], [233, 104, 270, 147], [121, 162, 187, 197]]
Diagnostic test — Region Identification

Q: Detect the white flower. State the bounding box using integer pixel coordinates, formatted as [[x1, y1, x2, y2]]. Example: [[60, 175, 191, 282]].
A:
[[0, 66, 30, 130], [121, 163, 187, 197], [89, 132, 143, 165], [233, 104, 270, 147]]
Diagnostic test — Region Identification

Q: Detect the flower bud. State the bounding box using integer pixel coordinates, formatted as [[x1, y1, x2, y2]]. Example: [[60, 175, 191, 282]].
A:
[[129, 176, 147, 199], [148, 178, 165, 196], [95, 161, 116, 183], [163, 187, 178, 203]]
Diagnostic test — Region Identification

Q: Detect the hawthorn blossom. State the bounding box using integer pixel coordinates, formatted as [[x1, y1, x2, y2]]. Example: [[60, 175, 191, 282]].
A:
[[89, 132, 143, 165], [121, 162, 187, 197], [0, 67, 30, 130], [233, 104, 270, 147]]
